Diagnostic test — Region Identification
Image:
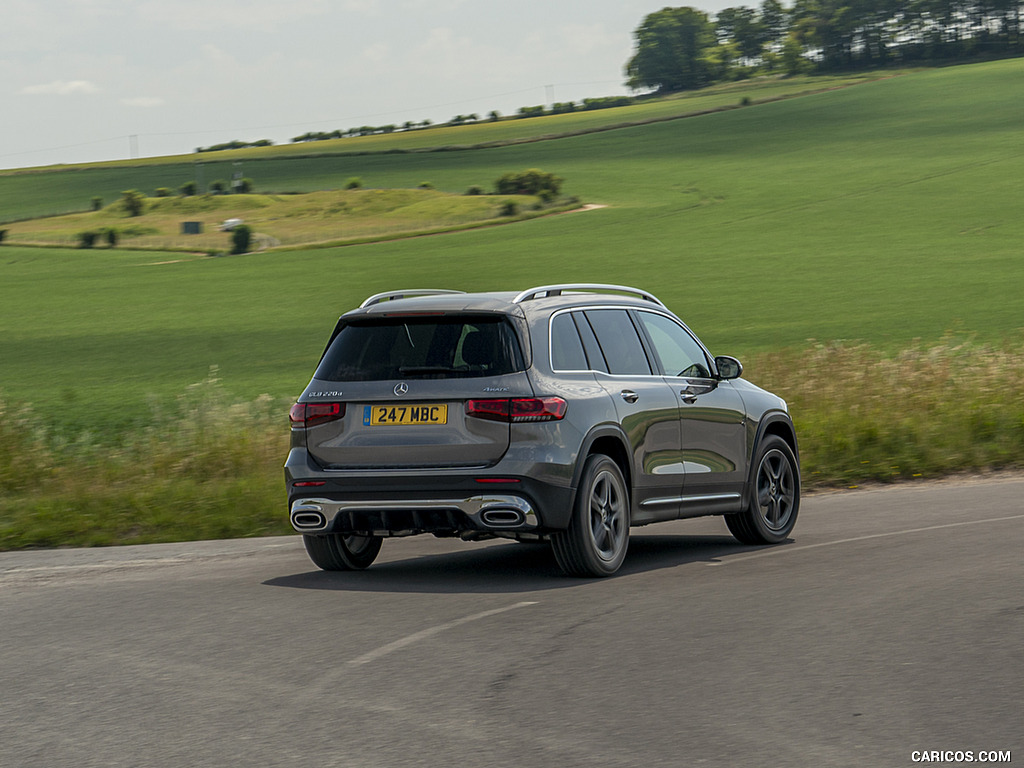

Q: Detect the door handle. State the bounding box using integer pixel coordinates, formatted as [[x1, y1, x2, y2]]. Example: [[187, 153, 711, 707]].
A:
[[620, 390, 639, 404], [680, 387, 698, 404]]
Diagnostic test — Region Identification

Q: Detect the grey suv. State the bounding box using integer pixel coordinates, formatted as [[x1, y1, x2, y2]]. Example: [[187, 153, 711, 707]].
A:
[[286, 284, 799, 577]]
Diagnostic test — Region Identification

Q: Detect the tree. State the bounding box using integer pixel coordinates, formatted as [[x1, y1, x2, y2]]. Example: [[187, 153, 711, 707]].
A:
[[716, 6, 766, 61], [626, 7, 717, 92], [120, 190, 146, 217], [760, 0, 790, 46], [230, 224, 252, 254], [495, 169, 563, 197], [180, 181, 197, 196]]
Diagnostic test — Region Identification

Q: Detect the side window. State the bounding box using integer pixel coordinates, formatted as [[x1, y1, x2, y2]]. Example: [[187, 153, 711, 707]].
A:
[[584, 309, 652, 376], [637, 311, 711, 378], [550, 312, 588, 371]]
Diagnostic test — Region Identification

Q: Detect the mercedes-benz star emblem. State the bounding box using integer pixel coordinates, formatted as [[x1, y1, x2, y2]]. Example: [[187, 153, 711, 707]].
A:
[[394, 382, 409, 396]]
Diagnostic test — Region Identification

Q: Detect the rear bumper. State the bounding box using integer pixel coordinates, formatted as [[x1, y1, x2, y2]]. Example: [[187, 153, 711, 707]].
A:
[[290, 494, 539, 535], [285, 448, 575, 534]]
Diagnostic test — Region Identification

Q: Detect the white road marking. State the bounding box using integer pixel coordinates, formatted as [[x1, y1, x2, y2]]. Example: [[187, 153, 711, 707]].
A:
[[348, 601, 539, 666], [708, 513, 1024, 566]]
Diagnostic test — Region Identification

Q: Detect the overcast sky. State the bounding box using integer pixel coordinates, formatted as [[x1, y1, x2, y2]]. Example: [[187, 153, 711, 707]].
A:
[[1, 0, 739, 170]]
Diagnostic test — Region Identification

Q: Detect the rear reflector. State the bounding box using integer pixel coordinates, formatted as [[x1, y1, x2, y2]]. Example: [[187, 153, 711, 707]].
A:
[[466, 397, 567, 423], [293, 481, 326, 487], [289, 402, 345, 428]]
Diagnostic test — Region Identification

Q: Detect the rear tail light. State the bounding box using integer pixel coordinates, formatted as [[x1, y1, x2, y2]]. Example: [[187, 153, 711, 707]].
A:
[[289, 402, 346, 428], [467, 397, 567, 423]]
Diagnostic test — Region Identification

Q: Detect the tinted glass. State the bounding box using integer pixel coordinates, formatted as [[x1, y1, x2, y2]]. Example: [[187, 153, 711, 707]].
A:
[[573, 312, 608, 373], [637, 311, 711, 377], [315, 315, 524, 381], [550, 312, 588, 371], [584, 309, 652, 375]]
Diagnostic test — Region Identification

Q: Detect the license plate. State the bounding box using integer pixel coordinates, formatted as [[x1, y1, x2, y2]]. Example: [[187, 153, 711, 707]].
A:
[[364, 404, 448, 426]]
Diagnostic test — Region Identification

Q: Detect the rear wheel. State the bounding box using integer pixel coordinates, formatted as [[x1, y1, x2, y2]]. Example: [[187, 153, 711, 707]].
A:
[[552, 455, 630, 577], [303, 533, 382, 571], [726, 435, 799, 545]]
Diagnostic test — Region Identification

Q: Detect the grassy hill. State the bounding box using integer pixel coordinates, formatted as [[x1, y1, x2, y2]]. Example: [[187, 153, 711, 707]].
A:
[[4, 60, 1022, 412], [2, 60, 1024, 547]]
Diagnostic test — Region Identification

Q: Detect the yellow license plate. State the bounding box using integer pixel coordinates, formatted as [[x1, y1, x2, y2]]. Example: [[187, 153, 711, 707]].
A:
[[364, 404, 448, 426]]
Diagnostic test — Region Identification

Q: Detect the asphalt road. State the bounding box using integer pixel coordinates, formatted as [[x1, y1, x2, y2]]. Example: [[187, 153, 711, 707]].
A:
[[1, 478, 1021, 768]]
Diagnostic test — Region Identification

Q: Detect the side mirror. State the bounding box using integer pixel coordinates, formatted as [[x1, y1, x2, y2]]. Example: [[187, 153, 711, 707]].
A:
[[715, 356, 743, 380]]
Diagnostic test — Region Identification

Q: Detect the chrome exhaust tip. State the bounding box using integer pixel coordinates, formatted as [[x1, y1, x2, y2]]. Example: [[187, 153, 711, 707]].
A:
[[291, 504, 328, 531], [480, 508, 526, 527]]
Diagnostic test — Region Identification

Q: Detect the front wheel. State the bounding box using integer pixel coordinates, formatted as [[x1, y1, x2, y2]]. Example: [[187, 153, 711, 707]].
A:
[[303, 533, 382, 571], [726, 435, 800, 545], [552, 455, 630, 577]]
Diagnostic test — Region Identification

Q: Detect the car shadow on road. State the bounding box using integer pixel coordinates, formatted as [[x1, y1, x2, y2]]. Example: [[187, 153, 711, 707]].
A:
[[263, 534, 788, 594]]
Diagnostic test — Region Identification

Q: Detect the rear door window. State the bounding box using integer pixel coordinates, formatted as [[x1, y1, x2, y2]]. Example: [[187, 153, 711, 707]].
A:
[[315, 315, 525, 381], [583, 309, 652, 375]]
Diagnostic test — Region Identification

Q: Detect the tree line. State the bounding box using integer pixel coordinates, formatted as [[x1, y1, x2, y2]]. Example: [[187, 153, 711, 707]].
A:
[[628, 1, 1023, 91]]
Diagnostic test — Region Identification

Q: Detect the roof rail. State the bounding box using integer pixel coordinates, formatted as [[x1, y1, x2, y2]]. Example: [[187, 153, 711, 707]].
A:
[[360, 289, 466, 308], [512, 284, 665, 307]]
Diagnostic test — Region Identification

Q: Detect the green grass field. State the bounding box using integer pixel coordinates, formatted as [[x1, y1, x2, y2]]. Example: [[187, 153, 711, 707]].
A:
[[2, 60, 1024, 549], [4, 60, 1023, 422]]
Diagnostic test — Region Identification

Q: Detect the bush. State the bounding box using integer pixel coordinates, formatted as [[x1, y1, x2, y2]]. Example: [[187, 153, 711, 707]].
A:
[[120, 190, 146, 217], [154, 187, 173, 197], [210, 180, 227, 194], [104, 228, 118, 247], [78, 231, 99, 248], [235, 177, 254, 194], [345, 177, 364, 190], [495, 168, 563, 197], [230, 224, 252, 255], [417, 181, 434, 189], [465, 185, 484, 196], [180, 181, 197, 196], [500, 201, 519, 217], [91, 197, 103, 211], [0, 230, 6, 244]]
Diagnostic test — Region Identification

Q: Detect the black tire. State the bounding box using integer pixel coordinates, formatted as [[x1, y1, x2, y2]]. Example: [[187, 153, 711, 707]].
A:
[[552, 455, 630, 577], [726, 435, 800, 545], [303, 533, 382, 571]]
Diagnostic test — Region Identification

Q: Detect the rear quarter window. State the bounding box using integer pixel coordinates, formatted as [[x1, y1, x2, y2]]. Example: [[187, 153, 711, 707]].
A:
[[550, 312, 589, 371], [315, 315, 525, 381]]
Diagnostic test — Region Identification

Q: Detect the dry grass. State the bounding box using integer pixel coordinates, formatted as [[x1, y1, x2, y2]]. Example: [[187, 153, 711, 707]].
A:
[[2, 189, 539, 252], [749, 337, 1024, 486], [3, 339, 1024, 549]]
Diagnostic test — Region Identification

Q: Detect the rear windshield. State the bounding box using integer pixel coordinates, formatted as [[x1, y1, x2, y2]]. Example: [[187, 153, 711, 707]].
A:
[[315, 315, 526, 382]]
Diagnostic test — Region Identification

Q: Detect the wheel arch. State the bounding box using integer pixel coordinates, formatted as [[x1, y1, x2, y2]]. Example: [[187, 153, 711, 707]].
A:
[[572, 425, 633, 494], [744, 411, 801, 505]]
